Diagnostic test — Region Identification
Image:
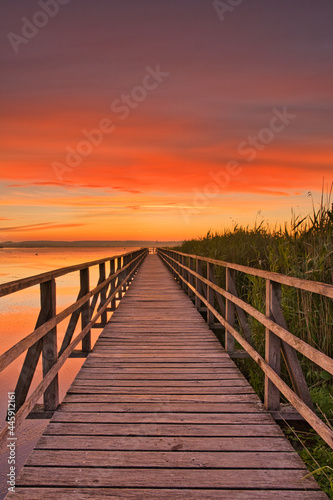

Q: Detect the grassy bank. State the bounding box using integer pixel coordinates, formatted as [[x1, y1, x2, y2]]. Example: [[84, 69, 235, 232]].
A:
[[175, 195, 333, 496]]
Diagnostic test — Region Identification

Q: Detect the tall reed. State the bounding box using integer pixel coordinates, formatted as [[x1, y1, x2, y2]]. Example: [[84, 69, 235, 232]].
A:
[[177, 190, 333, 364], [175, 190, 333, 496]]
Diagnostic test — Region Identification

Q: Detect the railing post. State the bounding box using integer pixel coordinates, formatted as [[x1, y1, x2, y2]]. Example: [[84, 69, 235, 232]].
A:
[[128, 253, 133, 284], [207, 263, 215, 325], [195, 259, 203, 309], [171, 251, 176, 279], [80, 268, 91, 353], [42, 278, 59, 411], [225, 268, 236, 352], [264, 279, 281, 411], [174, 253, 178, 285], [99, 263, 107, 327], [14, 279, 58, 411], [109, 258, 116, 310], [179, 255, 184, 290], [115, 257, 122, 300], [182, 255, 188, 294], [174, 253, 178, 282], [122, 255, 128, 291], [189, 257, 195, 301]]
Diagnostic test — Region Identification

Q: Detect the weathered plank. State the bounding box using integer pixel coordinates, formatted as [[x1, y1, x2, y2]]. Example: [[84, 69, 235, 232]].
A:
[[62, 393, 261, 403], [71, 378, 249, 386], [44, 422, 284, 437], [8, 489, 328, 500], [25, 449, 303, 468], [67, 386, 256, 395], [16, 467, 320, 489], [58, 402, 265, 413], [51, 411, 276, 424]]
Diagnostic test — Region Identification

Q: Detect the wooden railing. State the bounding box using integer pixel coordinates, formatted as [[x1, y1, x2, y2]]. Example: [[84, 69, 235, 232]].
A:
[[158, 248, 333, 449], [0, 248, 148, 444]]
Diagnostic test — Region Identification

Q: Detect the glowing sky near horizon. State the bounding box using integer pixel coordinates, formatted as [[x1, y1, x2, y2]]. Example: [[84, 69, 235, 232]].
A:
[[0, 0, 332, 241]]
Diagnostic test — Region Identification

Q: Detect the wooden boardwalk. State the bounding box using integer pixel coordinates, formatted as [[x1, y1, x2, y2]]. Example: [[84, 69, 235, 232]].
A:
[[9, 255, 326, 499]]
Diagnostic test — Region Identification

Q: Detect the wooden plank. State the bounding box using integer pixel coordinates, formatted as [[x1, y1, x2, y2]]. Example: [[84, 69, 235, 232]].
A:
[[16, 467, 319, 489], [26, 449, 303, 468], [51, 411, 276, 424], [80, 364, 239, 370], [93, 344, 224, 350], [67, 386, 256, 395], [62, 394, 261, 403], [58, 402, 264, 412], [44, 422, 284, 437], [80, 366, 239, 372], [70, 379, 250, 386], [75, 372, 245, 380], [8, 489, 328, 500], [36, 435, 294, 452]]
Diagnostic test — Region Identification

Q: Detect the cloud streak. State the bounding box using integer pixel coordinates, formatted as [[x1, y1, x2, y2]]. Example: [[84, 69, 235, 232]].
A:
[[0, 222, 86, 233]]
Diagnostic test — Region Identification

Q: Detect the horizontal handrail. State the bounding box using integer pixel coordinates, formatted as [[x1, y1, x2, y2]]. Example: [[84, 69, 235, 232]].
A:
[[163, 253, 333, 374], [158, 248, 333, 450], [169, 250, 333, 298], [0, 248, 148, 446], [0, 249, 143, 297], [0, 250, 145, 373]]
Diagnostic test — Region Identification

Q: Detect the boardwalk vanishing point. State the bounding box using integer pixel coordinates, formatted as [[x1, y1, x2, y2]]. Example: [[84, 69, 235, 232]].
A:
[[5, 253, 328, 499]]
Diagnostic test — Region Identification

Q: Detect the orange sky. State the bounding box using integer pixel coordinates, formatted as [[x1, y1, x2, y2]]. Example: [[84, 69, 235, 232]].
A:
[[0, 1, 332, 242]]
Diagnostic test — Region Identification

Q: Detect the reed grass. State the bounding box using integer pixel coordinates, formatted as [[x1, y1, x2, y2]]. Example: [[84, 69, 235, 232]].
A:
[[177, 188, 333, 361], [175, 188, 333, 496]]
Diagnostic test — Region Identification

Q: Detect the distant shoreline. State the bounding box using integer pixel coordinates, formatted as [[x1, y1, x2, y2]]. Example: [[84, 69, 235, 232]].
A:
[[0, 240, 180, 248]]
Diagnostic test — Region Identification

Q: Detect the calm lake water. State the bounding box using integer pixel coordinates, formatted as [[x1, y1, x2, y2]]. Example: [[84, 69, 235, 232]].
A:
[[0, 247, 140, 498]]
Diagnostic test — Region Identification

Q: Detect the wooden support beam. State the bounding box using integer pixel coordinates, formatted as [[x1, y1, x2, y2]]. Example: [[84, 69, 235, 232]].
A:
[[207, 263, 215, 326], [265, 280, 281, 411], [195, 259, 203, 309], [98, 263, 107, 327], [209, 272, 226, 317], [226, 276, 252, 344], [80, 268, 91, 353], [69, 350, 89, 358], [270, 286, 314, 410], [225, 269, 236, 352], [58, 288, 85, 357], [14, 280, 53, 411], [182, 255, 188, 294], [188, 257, 196, 301], [42, 279, 59, 411], [229, 350, 251, 359], [26, 404, 55, 420], [109, 259, 116, 311], [117, 257, 123, 300], [122, 256, 128, 292]]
